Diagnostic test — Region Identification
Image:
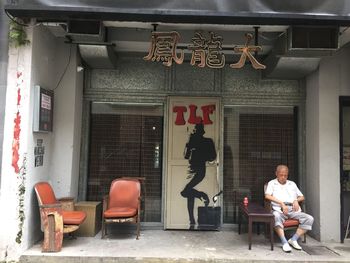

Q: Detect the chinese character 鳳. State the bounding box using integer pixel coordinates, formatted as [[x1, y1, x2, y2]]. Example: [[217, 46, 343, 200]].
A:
[[144, 31, 184, 67]]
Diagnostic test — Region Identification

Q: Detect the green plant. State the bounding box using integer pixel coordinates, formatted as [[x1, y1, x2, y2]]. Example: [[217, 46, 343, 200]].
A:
[[15, 155, 27, 244], [9, 20, 30, 47]]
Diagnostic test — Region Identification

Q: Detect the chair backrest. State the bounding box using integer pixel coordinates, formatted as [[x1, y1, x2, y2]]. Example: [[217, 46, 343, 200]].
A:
[[108, 178, 140, 210], [263, 183, 271, 209], [34, 182, 58, 205]]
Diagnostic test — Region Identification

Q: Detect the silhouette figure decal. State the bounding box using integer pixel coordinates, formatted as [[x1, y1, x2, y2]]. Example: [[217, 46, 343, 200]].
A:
[[181, 122, 219, 229]]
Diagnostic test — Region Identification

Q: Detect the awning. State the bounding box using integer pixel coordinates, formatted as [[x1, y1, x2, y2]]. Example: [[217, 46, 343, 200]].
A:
[[5, 0, 350, 25]]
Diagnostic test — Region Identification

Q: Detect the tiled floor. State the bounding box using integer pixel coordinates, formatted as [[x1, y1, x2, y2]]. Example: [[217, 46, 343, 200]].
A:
[[20, 229, 350, 263]]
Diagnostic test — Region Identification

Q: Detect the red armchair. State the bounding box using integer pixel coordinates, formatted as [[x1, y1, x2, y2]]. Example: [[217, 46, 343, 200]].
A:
[[34, 182, 86, 252], [101, 178, 141, 239]]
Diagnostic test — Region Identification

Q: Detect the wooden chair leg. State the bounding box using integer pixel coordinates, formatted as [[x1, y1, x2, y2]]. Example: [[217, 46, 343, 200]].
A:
[[42, 214, 63, 252], [101, 219, 105, 239], [136, 220, 140, 240], [302, 233, 306, 243], [346, 215, 350, 239], [48, 215, 56, 251], [105, 222, 108, 238]]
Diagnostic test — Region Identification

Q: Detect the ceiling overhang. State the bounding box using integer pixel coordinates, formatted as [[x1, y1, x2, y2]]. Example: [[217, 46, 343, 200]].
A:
[[5, 0, 350, 26], [6, 1, 350, 79]]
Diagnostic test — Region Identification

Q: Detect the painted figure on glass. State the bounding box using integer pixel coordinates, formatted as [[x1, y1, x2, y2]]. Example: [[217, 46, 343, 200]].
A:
[[181, 123, 216, 229]]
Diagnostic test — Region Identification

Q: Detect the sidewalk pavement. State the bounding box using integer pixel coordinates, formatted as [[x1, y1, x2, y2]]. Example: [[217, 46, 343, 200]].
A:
[[19, 229, 350, 263]]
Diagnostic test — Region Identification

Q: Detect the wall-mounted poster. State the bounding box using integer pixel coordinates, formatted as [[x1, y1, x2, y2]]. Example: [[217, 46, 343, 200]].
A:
[[34, 139, 45, 167], [166, 97, 221, 230], [33, 85, 54, 132]]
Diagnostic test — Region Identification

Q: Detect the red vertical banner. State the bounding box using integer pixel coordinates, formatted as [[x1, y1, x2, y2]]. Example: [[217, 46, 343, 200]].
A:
[[12, 70, 23, 174]]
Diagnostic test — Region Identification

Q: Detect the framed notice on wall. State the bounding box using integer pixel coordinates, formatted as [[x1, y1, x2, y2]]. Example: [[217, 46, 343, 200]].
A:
[[33, 85, 54, 132]]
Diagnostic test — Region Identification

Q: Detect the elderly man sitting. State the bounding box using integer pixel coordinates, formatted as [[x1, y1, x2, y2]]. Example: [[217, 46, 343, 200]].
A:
[[265, 164, 314, 253]]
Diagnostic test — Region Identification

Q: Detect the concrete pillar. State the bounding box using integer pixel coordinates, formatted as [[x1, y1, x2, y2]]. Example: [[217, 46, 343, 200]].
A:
[[0, 24, 34, 261], [0, 0, 10, 188], [306, 46, 350, 242]]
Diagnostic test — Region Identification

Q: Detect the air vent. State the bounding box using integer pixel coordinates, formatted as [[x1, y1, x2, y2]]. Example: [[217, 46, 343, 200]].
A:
[[288, 26, 339, 50], [67, 20, 105, 43], [68, 21, 101, 35]]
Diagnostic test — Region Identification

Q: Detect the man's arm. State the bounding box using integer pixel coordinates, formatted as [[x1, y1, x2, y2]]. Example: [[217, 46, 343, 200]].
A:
[[265, 194, 289, 215], [265, 194, 283, 205], [293, 183, 305, 211], [292, 195, 304, 212], [295, 195, 305, 203]]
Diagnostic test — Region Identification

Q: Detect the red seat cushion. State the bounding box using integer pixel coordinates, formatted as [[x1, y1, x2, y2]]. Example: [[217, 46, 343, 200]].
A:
[[104, 207, 137, 218], [284, 219, 299, 228], [62, 210, 86, 225]]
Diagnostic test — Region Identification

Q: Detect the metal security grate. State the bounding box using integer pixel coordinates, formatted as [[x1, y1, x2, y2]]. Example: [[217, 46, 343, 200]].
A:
[[87, 104, 164, 222], [302, 246, 340, 256], [223, 106, 297, 224]]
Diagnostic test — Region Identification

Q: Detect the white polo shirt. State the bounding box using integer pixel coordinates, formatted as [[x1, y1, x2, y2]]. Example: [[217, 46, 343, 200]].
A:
[[265, 179, 303, 212]]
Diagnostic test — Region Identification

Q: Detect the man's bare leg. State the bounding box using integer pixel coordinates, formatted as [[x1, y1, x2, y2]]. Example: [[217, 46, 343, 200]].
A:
[[296, 227, 307, 237], [288, 227, 305, 250], [275, 226, 292, 252], [275, 226, 285, 238]]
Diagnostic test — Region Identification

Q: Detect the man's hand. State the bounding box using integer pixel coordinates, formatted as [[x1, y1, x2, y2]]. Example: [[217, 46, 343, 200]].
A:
[[292, 200, 300, 212], [281, 203, 289, 215]]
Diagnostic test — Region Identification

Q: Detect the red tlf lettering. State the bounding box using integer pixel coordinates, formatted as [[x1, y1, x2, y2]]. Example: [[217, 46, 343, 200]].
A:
[[201, 104, 215, 124], [173, 106, 187, 125], [173, 104, 216, 125], [188, 104, 202, 124]]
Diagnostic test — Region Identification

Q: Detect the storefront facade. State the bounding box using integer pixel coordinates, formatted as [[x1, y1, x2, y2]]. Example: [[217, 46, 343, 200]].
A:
[[81, 55, 304, 229], [1, 0, 350, 260]]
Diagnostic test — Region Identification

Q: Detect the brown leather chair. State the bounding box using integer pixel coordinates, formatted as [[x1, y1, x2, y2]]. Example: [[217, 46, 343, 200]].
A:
[[34, 182, 86, 252], [264, 183, 306, 243], [101, 178, 141, 239]]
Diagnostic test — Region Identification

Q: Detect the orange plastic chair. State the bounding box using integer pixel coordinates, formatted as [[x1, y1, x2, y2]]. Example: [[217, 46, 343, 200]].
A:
[[101, 178, 141, 239], [34, 182, 86, 252], [264, 183, 306, 243]]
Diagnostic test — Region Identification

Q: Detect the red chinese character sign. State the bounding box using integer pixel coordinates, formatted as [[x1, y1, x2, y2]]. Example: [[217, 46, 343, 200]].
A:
[[166, 97, 221, 230]]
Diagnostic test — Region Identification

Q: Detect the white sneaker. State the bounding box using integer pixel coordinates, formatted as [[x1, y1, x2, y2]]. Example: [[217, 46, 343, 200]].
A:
[[288, 239, 302, 250], [282, 242, 292, 253]]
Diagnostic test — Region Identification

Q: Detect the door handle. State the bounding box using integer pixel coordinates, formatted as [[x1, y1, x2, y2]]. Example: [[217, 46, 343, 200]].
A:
[[207, 161, 219, 166]]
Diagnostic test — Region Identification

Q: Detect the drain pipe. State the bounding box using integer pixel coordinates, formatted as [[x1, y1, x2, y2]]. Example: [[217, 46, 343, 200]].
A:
[[0, 2, 9, 188]]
